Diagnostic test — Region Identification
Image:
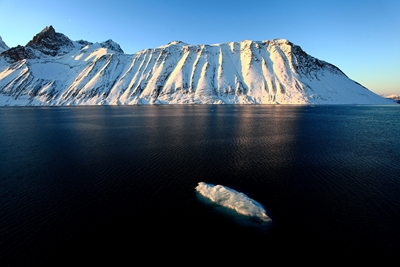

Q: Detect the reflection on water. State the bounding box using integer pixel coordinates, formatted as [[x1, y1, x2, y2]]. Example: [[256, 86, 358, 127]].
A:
[[0, 105, 400, 264]]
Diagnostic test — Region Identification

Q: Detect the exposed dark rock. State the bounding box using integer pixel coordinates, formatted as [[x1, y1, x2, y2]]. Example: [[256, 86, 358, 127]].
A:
[[26, 25, 74, 56], [1, 45, 35, 62], [290, 42, 346, 77], [100, 39, 124, 53], [76, 40, 93, 46], [1, 26, 75, 62]]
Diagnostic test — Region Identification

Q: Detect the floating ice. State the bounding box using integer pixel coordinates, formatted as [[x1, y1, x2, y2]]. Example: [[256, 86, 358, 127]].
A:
[[195, 182, 272, 223]]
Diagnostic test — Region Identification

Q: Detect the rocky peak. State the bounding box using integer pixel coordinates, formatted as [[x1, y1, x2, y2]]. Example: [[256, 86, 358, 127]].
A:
[[26, 25, 75, 56], [99, 39, 124, 53], [0, 26, 76, 62], [27, 26, 57, 46]]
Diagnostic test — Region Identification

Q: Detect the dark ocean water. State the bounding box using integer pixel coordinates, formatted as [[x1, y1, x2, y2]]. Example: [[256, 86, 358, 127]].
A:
[[0, 105, 399, 265]]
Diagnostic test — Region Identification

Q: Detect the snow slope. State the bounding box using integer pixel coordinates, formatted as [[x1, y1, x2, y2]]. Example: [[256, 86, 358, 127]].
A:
[[0, 26, 395, 105]]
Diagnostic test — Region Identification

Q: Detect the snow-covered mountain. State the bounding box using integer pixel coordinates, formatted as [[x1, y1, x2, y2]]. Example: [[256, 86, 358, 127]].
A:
[[382, 94, 400, 104], [0, 36, 9, 53], [0, 26, 394, 105]]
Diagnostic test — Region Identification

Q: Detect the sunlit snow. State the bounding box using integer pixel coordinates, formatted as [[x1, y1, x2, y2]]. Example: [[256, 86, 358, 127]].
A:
[[0, 26, 396, 106], [195, 182, 272, 223]]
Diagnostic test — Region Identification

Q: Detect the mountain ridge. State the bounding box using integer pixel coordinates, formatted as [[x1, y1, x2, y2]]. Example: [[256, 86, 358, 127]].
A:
[[0, 26, 394, 105]]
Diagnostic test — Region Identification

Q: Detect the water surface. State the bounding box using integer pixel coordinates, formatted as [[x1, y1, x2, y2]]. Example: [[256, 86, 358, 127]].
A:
[[0, 105, 399, 264]]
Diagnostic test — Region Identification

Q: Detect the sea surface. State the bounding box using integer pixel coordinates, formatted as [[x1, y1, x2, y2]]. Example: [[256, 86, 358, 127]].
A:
[[0, 105, 399, 265]]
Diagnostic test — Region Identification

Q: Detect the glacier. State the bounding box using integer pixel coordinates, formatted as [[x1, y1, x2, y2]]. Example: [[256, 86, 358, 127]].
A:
[[0, 26, 395, 106]]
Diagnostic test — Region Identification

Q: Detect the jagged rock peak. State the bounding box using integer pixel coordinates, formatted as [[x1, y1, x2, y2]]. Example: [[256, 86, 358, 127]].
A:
[[27, 25, 56, 46], [0, 25, 76, 62], [99, 39, 124, 53], [26, 25, 74, 56]]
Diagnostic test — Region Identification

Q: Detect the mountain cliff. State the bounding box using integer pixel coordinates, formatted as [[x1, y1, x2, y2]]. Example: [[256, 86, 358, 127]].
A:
[[0, 26, 394, 105], [0, 36, 9, 53]]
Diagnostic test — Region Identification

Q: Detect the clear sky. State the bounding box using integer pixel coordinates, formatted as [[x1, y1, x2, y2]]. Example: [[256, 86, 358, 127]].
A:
[[0, 0, 399, 95]]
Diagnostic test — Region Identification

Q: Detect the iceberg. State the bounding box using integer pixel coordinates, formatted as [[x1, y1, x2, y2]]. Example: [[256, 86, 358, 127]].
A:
[[195, 182, 272, 223]]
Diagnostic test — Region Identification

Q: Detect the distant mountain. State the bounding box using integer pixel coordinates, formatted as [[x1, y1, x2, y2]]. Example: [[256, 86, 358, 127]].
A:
[[382, 94, 400, 104], [0, 36, 9, 53], [0, 26, 395, 105]]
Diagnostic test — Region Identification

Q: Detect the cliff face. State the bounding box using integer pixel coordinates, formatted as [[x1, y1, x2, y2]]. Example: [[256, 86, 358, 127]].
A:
[[0, 26, 394, 105], [0, 36, 9, 53]]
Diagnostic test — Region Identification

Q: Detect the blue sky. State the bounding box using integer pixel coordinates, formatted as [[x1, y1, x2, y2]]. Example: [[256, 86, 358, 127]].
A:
[[0, 0, 399, 95]]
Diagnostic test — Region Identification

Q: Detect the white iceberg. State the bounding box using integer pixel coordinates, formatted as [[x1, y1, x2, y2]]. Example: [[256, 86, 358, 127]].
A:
[[195, 182, 272, 223]]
